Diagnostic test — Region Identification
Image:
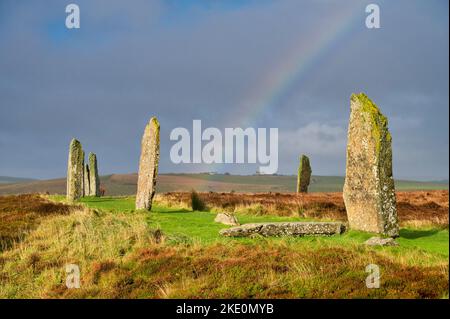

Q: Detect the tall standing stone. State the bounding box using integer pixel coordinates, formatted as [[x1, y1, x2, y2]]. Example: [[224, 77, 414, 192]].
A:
[[297, 155, 312, 193], [343, 93, 399, 237], [89, 152, 100, 196], [67, 138, 84, 201], [136, 117, 160, 210], [84, 164, 90, 197]]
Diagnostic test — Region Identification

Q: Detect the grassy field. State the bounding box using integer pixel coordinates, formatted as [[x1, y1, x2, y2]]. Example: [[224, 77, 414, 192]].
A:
[[0, 194, 448, 299], [77, 196, 449, 256]]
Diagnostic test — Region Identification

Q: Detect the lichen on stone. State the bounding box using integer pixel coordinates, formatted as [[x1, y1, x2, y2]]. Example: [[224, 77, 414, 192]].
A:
[[344, 93, 399, 237], [351, 93, 389, 155], [66, 138, 84, 201]]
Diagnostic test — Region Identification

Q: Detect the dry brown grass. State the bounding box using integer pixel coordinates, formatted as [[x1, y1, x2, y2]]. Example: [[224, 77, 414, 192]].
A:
[[0, 194, 75, 250], [158, 190, 449, 227], [0, 205, 155, 298], [39, 243, 448, 299]]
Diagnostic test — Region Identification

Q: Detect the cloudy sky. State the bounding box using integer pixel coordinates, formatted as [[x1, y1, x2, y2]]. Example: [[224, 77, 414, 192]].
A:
[[0, 0, 448, 180]]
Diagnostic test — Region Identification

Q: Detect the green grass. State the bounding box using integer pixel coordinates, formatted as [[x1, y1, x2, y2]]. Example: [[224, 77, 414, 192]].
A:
[[80, 196, 136, 212], [76, 196, 305, 244], [74, 196, 449, 259], [397, 228, 449, 256], [3, 194, 447, 298]]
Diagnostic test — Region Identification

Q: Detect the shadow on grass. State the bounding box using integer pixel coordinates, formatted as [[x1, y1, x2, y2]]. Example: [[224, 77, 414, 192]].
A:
[[81, 199, 118, 203], [152, 208, 193, 214], [151, 205, 193, 214], [400, 228, 440, 239]]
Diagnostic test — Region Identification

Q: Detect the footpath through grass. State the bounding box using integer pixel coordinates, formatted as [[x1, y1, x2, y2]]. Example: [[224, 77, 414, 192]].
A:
[[76, 196, 449, 260]]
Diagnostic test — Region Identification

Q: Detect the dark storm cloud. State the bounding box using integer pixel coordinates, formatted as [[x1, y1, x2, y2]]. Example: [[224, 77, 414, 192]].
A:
[[0, 0, 448, 180]]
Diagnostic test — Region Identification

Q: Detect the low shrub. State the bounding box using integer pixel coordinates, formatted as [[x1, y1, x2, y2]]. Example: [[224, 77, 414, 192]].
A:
[[190, 190, 206, 211]]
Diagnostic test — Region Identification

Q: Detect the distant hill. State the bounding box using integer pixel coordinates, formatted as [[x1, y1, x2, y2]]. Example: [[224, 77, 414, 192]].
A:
[[0, 173, 447, 196], [0, 176, 37, 184]]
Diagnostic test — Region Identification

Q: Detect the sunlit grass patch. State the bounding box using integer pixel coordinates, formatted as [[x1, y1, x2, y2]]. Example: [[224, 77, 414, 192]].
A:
[[77, 196, 449, 258]]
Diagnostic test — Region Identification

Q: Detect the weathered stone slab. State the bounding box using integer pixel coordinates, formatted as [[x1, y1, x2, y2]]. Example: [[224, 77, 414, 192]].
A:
[[297, 155, 312, 193], [88, 152, 100, 196], [66, 138, 84, 201], [136, 117, 160, 210], [364, 237, 399, 246], [214, 213, 239, 226], [343, 93, 399, 237], [219, 222, 345, 237]]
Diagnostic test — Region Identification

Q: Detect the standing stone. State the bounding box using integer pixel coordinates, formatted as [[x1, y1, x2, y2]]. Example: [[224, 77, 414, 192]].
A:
[[81, 150, 85, 196], [89, 152, 100, 196], [297, 155, 312, 193], [136, 117, 160, 210], [343, 93, 399, 237], [66, 138, 84, 201], [84, 164, 90, 197]]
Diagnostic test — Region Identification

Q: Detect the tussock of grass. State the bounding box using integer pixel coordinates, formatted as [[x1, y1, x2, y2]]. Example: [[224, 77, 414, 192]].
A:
[[0, 207, 156, 298], [154, 194, 190, 210], [0, 194, 74, 250]]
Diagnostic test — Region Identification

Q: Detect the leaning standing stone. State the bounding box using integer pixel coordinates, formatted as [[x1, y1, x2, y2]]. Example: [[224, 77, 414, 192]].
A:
[[89, 152, 100, 196], [136, 117, 160, 210], [84, 164, 90, 197], [67, 138, 84, 201], [343, 93, 399, 237], [297, 155, 312, 193]]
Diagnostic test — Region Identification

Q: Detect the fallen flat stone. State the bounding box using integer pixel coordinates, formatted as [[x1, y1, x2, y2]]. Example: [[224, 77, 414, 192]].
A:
[[219, 222, 346, 237], [364, 236, 399, 246], [214, 213, 239, 226]]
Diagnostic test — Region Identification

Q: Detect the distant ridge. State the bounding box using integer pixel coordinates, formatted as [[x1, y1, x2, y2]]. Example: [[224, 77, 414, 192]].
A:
[[0, 173, 447, 196], [0, 176, 37, 184]]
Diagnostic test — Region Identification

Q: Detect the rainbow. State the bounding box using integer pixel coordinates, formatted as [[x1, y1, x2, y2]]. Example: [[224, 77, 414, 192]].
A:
[[231, 3, 366, 128], [190, 3, 366, 177]]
